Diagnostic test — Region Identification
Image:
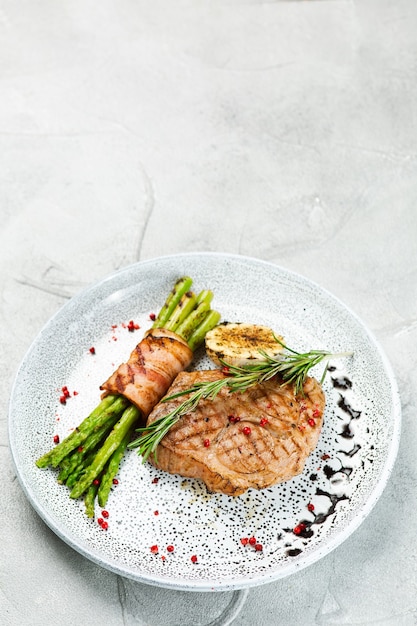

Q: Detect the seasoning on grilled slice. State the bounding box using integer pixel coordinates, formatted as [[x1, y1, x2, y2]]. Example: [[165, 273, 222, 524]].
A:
[[205, 322, 284, 367], [146, 369, 325, 496]]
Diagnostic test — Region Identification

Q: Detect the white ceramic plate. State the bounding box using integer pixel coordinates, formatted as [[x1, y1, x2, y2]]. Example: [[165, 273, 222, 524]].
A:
[[8, 253, 401, 591]]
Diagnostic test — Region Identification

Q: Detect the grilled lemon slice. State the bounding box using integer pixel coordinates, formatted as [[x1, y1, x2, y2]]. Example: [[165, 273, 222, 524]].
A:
[[205, 322, 284, 367]]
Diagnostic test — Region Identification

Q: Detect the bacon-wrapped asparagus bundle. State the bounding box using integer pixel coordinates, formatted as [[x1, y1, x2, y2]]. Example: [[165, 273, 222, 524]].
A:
[[99, 328, 193, 419], [36, 277, 221, 517]]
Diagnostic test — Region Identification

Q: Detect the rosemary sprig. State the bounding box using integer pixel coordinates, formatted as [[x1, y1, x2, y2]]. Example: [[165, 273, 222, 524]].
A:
[[128, 340, 353, 462]]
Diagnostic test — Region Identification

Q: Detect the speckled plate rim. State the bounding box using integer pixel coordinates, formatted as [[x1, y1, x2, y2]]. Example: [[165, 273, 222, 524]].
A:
[[8, 252, 402, 591]]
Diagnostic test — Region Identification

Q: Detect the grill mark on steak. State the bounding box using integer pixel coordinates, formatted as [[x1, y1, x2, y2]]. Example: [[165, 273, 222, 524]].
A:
[[147, 369, 326, 496]]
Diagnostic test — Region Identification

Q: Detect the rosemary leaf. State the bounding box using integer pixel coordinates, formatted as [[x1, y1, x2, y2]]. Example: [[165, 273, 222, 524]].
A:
[[128, 340, 353, 462]]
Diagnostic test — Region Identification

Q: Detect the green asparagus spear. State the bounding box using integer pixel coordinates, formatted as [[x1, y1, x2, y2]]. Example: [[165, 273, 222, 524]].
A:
[[175, 292, 213, 340], [84, 480, 100, 518], [57, 412, 122, 483], [36, 395, 128, 468], [70, 404, 140, 499], [97, 429, 131, 508], [36, 276, 222, 517], [163, 292, 198, 332], [152, 276, 193, 328], [188, 309, 222, 351], [65, 450, 98, 489]]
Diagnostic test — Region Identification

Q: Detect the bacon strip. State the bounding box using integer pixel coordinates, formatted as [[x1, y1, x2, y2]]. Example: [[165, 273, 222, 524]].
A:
[[100, 328, 193, 421]]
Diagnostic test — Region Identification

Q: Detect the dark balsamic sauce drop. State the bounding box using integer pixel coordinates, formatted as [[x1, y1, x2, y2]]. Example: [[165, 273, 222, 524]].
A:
[[338, 395, 361, 420], [338, 443, 362, 458], [286, 548, 302, 557], [297, 520, 314, 539], [323, 465, 336, 480], [331, 376, 352, 390], [313, 489, 350, 524], [334, 380, 361, 440], [287, 375, 362, 558], [340, 424, 355, 439]]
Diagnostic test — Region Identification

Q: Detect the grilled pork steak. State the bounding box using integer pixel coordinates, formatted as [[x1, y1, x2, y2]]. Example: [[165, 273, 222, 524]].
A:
[[147, 369, 325, 496]]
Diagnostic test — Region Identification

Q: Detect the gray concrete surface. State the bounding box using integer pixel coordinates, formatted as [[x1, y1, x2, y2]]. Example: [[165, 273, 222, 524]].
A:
[[1, 1, 417, 624]]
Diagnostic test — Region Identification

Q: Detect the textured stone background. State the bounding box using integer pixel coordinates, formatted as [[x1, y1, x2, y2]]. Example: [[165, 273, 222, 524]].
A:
[[1, 1, 417, 624]]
